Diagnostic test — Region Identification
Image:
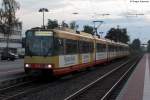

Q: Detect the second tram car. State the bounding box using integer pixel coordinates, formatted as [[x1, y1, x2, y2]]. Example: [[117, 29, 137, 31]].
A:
[[24, 28, 129, 76]]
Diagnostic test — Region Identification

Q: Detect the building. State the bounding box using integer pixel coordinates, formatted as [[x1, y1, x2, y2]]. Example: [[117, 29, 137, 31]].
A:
[[0, 22, 22, 53]]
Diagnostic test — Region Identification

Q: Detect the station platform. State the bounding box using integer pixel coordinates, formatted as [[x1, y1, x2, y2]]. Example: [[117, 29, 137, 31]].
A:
[[117, 54, 150, 100]]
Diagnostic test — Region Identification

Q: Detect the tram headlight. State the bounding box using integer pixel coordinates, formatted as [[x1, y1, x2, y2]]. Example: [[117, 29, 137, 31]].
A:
[[47, 64, 52, 68], [25, 64, 29, 68]]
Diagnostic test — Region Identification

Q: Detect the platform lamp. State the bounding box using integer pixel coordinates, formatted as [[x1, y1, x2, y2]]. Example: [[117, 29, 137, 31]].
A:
[[72, 12, 79, 31], [39, 8, 49, 29]]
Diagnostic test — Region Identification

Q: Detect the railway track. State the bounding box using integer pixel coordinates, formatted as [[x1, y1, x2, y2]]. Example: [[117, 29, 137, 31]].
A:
[[0, 76, 55, 100], [64, 55, 142, 100], [0, 56, 141, 100], [0, 74, 33, 88]]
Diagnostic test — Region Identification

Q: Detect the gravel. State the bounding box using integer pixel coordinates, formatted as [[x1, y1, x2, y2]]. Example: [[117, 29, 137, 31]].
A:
[[17, 58, 129, 100]]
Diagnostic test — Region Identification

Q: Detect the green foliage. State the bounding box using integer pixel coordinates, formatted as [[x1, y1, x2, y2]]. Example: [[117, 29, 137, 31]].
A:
[[147, 40, 150, 52], [47, 19, 58, 29], [0, 0, 20, 35], [62, 21, 69, 28], [131, 39, 141, 51], [70, 21, 76, 29], [82, 25, 93, 34], [105, 28, 130, 43]]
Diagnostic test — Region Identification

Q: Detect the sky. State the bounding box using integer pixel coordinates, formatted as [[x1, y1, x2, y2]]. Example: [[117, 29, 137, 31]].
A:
[[14, 0, 150, 43]]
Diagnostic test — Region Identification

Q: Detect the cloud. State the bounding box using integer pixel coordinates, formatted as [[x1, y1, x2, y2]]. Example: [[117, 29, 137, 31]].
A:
[[13, 0, 150, 43], [16, 0, 68, 14], [75, 16, 150, 43]]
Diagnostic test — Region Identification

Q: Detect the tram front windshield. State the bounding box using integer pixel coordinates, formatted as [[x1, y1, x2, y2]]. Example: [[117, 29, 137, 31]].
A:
[[25, 30, 53, 56]]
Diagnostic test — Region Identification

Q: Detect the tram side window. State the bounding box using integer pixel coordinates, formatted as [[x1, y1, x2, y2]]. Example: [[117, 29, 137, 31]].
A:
[[120, 47, 123, 51], [126, 47, 128, 51], [89, 42, 94, 52], [79, 41, 91, 53], [112, 45, 115, 52], [96, 43, 100, 52], [123, 47, 125, 51], [113, 46, 116, 52], [65, 39, 78, 54], [111, 45, 114, 52], [109, 45, 111, 52], [116, 46, 119, 52], [108, 45, 110, 52], [54, 37, 64, 55], [118, 46, 121, 52], [108, 45, 113, 52], [102, 44, 106, 52], [96, 43, 105, 52]]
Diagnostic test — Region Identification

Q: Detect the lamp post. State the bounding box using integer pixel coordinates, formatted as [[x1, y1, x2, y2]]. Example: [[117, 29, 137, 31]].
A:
[[39, 8, 48, 29], [72, 12, 79, 31]]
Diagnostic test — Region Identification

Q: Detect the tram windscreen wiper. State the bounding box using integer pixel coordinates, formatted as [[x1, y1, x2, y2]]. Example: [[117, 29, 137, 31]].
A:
[[44, 48, 51, 57], [43, 51, 48, 57]]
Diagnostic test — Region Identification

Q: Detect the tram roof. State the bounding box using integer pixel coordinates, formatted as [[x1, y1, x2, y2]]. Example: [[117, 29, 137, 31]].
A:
[[27, 28, 128, 47]]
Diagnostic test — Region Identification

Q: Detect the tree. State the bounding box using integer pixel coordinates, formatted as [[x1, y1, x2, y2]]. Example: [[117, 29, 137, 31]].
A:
[[82, 25, 93, 34], [131, 39, 141, 51], [147, 40, 150, 52], [105, 27, 129, 43], [47, 19, 58, 29], [62, 21, 68, 28], [70, 21, 76, 29], [0, 0, 20, 53], [0, 0, 20, 34]]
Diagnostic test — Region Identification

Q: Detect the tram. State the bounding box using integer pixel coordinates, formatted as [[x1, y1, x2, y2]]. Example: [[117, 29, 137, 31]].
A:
[[24, 28, 129, 76]]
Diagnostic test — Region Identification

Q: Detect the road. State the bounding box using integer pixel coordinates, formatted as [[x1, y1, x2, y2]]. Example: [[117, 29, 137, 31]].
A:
[[0, 59, 24, 81]]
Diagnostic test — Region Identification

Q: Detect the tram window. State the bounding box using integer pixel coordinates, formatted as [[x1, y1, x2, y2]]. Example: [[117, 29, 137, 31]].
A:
[[118, 46, 120, 51], [65, 39, 78, 54], [80, 41, 87, 53], [96, 43, 99, 52], [89, 42, 94, 52], [102, 44, 106, 52], [113, 46, 115, 51], [119, 46, 121, 51], [112, 45, 114, 51], [96, 43, 105, 52], [116, 46, 119, 52], [79, 41, 91, 53], [120, 47, 122, 51], [116, 46, 119, 51], [111, 45, 114, 52], [124, 47, 126, 51], [54, 37, 64, 55], [108, 45, 110, 52], [109, 45, 111, 52], [108, 45, 113, 52]]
